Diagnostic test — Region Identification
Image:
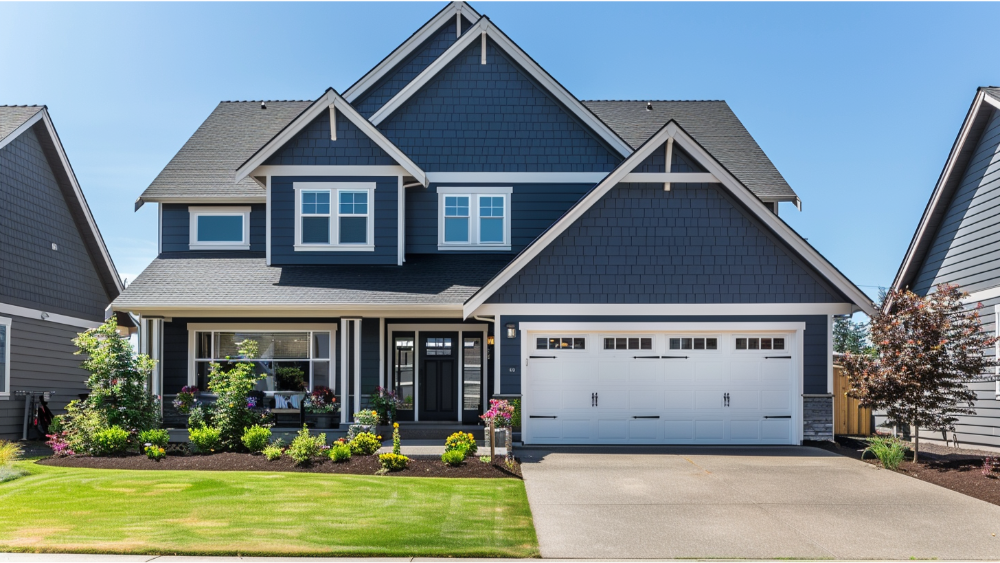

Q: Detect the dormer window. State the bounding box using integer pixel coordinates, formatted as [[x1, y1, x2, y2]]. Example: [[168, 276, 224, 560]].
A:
[[188, 206, 251, 250], [294, 182, 375, 251], [438, 187, 511, 251]]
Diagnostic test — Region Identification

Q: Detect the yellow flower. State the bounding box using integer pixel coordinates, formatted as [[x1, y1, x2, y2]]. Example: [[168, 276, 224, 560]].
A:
[[393, 422, 399, 428]]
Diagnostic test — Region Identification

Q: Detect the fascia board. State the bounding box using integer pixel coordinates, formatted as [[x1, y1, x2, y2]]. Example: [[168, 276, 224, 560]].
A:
[[30, 109, 124, 294], [891, 90, 988, 295], [343, 2, 480, 103], [463, 120, 875, 317], [369, 19, 634, 158]]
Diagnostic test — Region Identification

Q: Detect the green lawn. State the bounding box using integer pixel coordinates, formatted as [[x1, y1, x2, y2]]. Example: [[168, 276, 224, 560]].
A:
[[0, 461, 538, 557]]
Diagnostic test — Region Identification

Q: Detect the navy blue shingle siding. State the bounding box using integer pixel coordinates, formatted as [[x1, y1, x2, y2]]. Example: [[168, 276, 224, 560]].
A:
[[263, 111, 399, 167], [487, 183, 842, 304], [270, 176, 398, 265], [377, 37, 622, 172]]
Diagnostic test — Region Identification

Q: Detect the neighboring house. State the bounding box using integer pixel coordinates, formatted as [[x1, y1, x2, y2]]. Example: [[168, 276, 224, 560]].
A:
[[111, 2, 874, 445], [891, 86, 1000, 452], [0, 106, 124, 439]]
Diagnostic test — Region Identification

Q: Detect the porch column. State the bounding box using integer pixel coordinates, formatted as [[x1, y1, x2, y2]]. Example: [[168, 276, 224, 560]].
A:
[[340, 319, 348, 425]]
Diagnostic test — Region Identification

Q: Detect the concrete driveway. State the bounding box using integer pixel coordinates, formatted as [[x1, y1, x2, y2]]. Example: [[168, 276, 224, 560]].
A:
[[519, 446, 1000, 560]]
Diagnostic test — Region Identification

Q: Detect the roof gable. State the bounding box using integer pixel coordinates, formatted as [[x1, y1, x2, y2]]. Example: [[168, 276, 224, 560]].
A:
[[464, 119, 875, 316], [893, 87, 1000, 294], [0, 106, 123, 301], [352, 14, 475, 118], [368, 17, 633, 158], [375, 35, 622, 173]]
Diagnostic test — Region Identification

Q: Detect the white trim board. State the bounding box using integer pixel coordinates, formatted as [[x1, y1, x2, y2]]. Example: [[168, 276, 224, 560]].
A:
[[0, 107, 124, 295], [517, 322, 806, 333], [0, 302, 102, 329], [343, 2, 480, 103], [367, 17, 633, 158], [142, 196, 266, 204], [251, 165, 411, 178], [427, 172, 608, 184], [188, 206, 251, 251], [962, 285, 1000, 304], [472, 303, 857, 317], [462, 120, 877, 318], [235, 89, 427, 187], [0, 315, 11, 396]]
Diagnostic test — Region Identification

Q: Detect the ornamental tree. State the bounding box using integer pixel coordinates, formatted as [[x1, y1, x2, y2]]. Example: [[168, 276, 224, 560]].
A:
[[206, 339, 265, 450], [834, 318, 871, 355], [842, 284, 997, 461]]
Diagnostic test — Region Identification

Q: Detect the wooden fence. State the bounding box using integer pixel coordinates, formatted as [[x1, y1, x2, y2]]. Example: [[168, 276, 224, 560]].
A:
[[833, 363, 872, 436]]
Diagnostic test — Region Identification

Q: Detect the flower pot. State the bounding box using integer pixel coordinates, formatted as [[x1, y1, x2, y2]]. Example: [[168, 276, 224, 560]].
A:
[[316, 414, 333, 428]]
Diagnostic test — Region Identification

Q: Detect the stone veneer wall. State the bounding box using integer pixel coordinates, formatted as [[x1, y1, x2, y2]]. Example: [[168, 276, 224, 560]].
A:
[[803, 395, 833, 441]]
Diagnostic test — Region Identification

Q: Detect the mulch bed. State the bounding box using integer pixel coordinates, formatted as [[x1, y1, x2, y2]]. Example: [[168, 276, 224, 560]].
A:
[[37, 451, 522, 479], [809, 437, 1000, 506]]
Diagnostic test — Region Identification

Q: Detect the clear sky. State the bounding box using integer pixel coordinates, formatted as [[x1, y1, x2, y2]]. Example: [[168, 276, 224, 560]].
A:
[[2, 1, 998, 303]]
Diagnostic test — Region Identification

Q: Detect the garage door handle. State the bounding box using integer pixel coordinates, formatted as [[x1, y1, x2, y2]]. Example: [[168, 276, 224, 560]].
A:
[[633, 355, 660, 359], [661, 355, 689, 359], [529, 415, 557, 419], [764, 415, 791, 419], [765, 356, 792, 359], [529, 355, 557, 359], [632, 415, 660, 419]]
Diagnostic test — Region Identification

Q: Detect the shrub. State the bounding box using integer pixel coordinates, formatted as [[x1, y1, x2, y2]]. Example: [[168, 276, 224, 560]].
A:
[[349, 432, 381, 456], [241, 425, 272, 453], [442, 448, 466, 466], [445, 431, 477, 457], [379, 453, 409, 471], [288, 426, 326, 465], [139, 429, 169, 449], [479, 455, 491, 464], [480, 399, 514, 428], [863, 436, 909, 470], [263, 440, 284, 461], [92, 426, 130, 456], [330, 443, 352, 463], [207, 340, 265, 450], [144, 445, 166, 461], [187, 403, 212, 429], [510, 398, 521, 428], [354, 409, 379, 426], [392, 422, 401, 455], [46, 432, 74, 457], [188, 426, 222, 454], [983, 456, 997, 477], [0, 440, 23, 466]]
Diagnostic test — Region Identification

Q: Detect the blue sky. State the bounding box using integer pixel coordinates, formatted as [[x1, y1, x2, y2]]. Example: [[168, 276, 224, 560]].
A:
[[2, 1, 997, 301]]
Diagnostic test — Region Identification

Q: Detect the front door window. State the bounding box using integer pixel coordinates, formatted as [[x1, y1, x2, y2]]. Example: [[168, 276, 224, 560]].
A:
[[393, 336, 415, 415]]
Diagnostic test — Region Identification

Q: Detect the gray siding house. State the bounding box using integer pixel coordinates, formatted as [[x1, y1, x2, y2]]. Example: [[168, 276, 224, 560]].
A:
[[0, 106, 124, 439], [892, 87, 1000, 451], [111, 2, 874, 444]]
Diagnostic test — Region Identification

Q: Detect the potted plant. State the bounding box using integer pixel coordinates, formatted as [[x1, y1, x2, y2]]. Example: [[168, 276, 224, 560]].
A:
[[304, 386, 338, 428], [370, 386, 402, 425], [172, 386, 199, 415], [480, 399, 515, 454]]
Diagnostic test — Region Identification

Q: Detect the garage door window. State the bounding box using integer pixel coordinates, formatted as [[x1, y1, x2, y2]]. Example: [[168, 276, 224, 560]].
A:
[[735, 337, 785, 351], [603, 337, 653, 350], [668, 337, 718, 351], [536, 336, 586, 350]]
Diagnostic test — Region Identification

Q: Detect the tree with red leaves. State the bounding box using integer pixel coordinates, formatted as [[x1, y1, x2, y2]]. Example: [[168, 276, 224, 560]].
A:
[[842, 284, 997, 461]]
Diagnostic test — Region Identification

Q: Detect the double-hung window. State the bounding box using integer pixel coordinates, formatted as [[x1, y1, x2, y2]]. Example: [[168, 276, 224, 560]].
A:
[[438, 187, 512, 250], [188, 206, 251, 250], [0, 316, 9, 396], [294, 182, 375, 251]]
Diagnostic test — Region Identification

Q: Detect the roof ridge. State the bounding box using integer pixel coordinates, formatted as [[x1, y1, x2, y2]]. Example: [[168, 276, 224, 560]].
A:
[[219, 100, 313, 104], [0, 104, 45, 107], [582, 99, 725, 103]]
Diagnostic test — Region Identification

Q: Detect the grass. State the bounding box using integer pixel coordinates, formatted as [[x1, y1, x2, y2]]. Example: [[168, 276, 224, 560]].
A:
[[0, 461, 538, 557]]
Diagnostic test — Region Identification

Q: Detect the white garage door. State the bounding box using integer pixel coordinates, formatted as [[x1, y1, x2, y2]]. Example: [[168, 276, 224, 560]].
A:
[[523, 330, 800, 445]]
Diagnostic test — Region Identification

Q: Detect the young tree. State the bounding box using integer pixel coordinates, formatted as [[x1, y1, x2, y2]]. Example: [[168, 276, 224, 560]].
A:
[[834, 318, 870, 355], [206, 339, 265, 450], [842, 284, 997, 461]]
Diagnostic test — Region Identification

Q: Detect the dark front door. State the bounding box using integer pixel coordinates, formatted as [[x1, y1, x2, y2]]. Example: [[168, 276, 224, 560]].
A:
[[419, 332, 458, 421]]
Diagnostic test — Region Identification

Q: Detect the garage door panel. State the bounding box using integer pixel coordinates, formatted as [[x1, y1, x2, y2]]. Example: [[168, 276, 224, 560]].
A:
[[695, 361, 727, 381], [730, 420, 760, 439], [562, 360, 599, 384], [761, 419, 792, 440], [563, 389, 594, 410], [598, 419, 628, 440], [530, 418, 564, 439], [629, 360, 661, 383], [563, 419, 594, 440], [761, 389, 792, 410], [533, 390, 563, 411], [665, 361, 696, 381], [729, 389, 761, 410], [730, 361, 760, 382], [628, 419, 660, 440], [695, 420, 725, 440], [761, 359, 792, 382], [598, 361, 628, 384], [696, 389, 726, 410], [598, 389, 628, 410], [629, 389, 662, 410], [664, 420, 695, 440], [665, 389, 696, 410]]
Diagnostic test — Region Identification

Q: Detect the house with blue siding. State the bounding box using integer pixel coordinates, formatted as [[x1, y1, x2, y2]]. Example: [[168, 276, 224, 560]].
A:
[[112, 2, 874, 444], [891, 87, 1000, 452]]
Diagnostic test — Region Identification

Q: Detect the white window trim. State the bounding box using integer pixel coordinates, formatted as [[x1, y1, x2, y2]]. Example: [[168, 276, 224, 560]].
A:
[[293, 182, 376, 252], [0, 316, 9, 396], [437, 186, 512, 251], [188, 206, 251, 250]]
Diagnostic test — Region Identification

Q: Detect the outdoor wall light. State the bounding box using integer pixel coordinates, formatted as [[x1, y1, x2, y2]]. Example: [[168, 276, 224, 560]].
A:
[[487, 335, 495, 346], [506, 323, 517, 339]]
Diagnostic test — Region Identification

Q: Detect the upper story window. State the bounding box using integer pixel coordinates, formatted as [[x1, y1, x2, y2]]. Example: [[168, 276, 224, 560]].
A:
[[188, 206, 251, 250], [438, 187, 512, 250], [294, 182, 375, 252]]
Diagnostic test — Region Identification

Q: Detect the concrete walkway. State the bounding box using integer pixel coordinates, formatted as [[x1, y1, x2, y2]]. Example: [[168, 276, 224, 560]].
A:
[[518, 446, 1000, 560]]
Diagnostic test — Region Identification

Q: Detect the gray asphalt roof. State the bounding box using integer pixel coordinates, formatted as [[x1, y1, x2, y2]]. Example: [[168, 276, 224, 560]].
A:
[[139, 101, 312, 202], [112, 252, 514, 308], [583, 100, 796, 200], [0, 106, 43, 143]]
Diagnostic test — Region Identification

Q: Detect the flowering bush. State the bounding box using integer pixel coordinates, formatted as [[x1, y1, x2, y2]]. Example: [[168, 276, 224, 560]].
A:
[[349, 432, 381, 456], [445, 431, 477, 457], [188, 426, 221, 454], [172, 386, 199, 414], [370, 386, 401, 423], [983, 456, 997, 477], [354, 409, 379, 426], [480, 399, 514, 428], [144, 445, 166, 461], [46, 432, 74, 457], [305, 386, 338, 414], [392, 422, 401, 455], [379, 452, 409, 471]]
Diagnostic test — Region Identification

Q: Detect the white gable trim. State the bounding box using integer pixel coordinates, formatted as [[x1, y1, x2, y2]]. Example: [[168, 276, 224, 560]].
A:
[[234, 89, 427, 187], [0, 108, 123, 294], [368, 18, 634, 158], [892, 90, 996, 295], [463, 120, 876, 318], [344, 1, 480, 103]]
